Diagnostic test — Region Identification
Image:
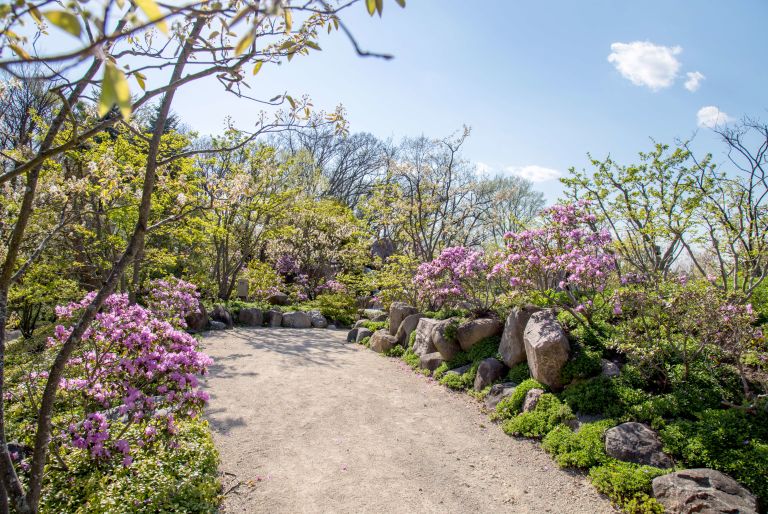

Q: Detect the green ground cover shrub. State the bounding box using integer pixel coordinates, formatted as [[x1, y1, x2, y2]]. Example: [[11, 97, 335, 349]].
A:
[[542, 419, 616, 468], [494, 378, 545, 420], [402, 349, 421, 370], [422, 307, 470, 320], [435, 336, 502, 390], [384, 345, 405, 357], [588, 461, 667, 514], [502, 393, 574, 438], [360, 320, 388, 331], [506, 362, 531, 383], [561, 346, 603, 383], [302, 293, 358, 326]]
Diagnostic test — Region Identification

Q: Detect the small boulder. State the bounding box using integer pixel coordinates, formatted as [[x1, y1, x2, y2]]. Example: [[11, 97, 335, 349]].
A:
[[209, 320, 227, 331], [211, 305, 234, 329], [432, 319, 462, 361], [473, 358, 507, 391], [267, 292, 290, 306], [395, 313, 423, 346], [412, 318, 440, 357], [523, 310, 570, 389], [265, 310, 282, 327], [185, 302, 209, 333], [355, 328, 373, 344], [499, 305, 542, 367], [601, 358, 621, 378], [605, 422, 674, 468], [282, 311, 312, 329], [347, 328, 359, 343], [652, 469, 758, 514], [370, 330, 398, 353], [457, 318, 503, 352], [420, 352, 444, 372], [389, 302, 418, 336], [485, 382, 517, 409], [309, 310, 328, 328], [522, 388, 545, 412], [352, 319, 368, 329], [238, 308, 263, 327], [445, 363, 472, 376]]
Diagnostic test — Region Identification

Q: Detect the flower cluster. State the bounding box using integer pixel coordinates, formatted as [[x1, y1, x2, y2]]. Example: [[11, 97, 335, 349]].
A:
[[145, 277, 200, 328], [275, 254, 300, 276], [37, 284, 213, 467], [413, 246, 496, 311], [318, 279, 347, 295]]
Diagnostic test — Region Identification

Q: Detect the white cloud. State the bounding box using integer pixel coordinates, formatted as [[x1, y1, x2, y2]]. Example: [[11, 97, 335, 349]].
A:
[[684, 71, 705, 92], [505, 165, 561, 183], [608, 41, 682, 91], [475, 161, 492, 176], [697, 106, 732, 128]]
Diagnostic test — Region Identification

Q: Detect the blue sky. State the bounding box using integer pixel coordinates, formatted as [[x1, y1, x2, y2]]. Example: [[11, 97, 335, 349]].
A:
[[50, 1, 768, 203]]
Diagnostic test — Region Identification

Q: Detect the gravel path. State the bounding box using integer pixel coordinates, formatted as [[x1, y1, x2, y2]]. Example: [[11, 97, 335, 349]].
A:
[[202, 327, 613, 514]]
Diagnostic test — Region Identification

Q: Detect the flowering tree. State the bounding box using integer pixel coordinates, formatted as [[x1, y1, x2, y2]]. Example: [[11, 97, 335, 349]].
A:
[[10, 280, 211, 475], [414, 246, 500, 313], [493, 201, 616, 325]]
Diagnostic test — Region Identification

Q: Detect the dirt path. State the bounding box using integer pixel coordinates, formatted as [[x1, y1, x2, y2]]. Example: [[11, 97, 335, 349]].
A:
[[202, 328, 613, 514]]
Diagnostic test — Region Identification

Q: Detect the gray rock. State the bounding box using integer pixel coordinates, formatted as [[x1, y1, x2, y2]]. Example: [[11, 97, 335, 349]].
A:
[[432, 319, 462, 361], [238, 307, 263, 327], [499, 305, 542, 367], [309, 310, 328, 328], [265, 310, 282, 327], [485, 382, 517, 409], [370, 330, 398, 353], [445, 363, 472, 376], [395, 313, 423, 346], [327, 324, 337, 330], [185, 303, 209, 333], [457, 318, 503, 352], [267, 292, 290, 306], [652, 469, 758, 514], [601, 358, 621, 378], [389, 302, 418, 336], [209, 320, 227, 331], [522, 388, 545, 412], [605, 422, 674, 468], [347, 328, 359, 343], [473, 358, 507, 391], [5, 330, 22, 342], [523, 310, 570, 389], [355, 328, 373, 344], [211, 305, 234, 329], [282, 311, 312, 328], [353, 319, 368, 329], [363, 309, 386, 320], [420, 352, 444, 372], [412, 318, 440, 357]]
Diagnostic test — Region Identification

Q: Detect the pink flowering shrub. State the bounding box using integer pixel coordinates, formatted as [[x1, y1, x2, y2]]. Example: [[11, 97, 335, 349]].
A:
[[19, 285, 213, 470], [493, 201, 616, 323], [414, 246, 499, 312]]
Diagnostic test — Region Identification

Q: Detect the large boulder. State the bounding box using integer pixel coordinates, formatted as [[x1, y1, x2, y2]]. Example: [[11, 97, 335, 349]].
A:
[[238, 308, 263, 327], [267, 292, 290, 306], [499, 305, 542, 367], [432, 319, 462, 361], [282, 311, 312, 329], [308, 310, 328, 328], [652, 469, 758, 514], [370, 330, 398, 353], [485, 382, 517, 409], [605, 422, 674, 468], [523, 310, 570, 389], [211, 305, 234, 329], [521, 388, 545, 412], [185, 302, 209, 333], [265, 310, 282, 327], [412, 318, 440, 357], [395, 313, 423, 346], [420, 352, 444, 372], [473, 358, 507, 391], [389, 302, 418, 336], [457, 318, 503, 351], [355, 328, 373, 344]]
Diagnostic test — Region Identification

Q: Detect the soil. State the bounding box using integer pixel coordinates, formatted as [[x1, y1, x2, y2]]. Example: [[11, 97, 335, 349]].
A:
[[202, 327, 614, 513]]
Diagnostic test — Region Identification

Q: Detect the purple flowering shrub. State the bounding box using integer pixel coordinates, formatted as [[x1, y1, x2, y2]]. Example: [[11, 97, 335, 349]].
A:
[[492, 201, 616, 324], [15, 284, 212, 471], [414, 246, 500, 312]]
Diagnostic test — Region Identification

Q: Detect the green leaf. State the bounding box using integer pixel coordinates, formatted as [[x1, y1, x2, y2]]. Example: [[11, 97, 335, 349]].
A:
[[234, 32, 254, 56], [42, 10, 82, 37], [375, 0, 383, 15], [134, 0, 168, 35], [365, 0, 376, 16], [286, 95, 296, 109], [99, 62, 132, 120], [9, 44, 29, 60], [395, 0, 405, 6], [252, 60, 263, 75], [304, 40, 321, 51], [208, 30, 219, 39], [283, 8, 292, 33], [27, 4, 42, 24], [133, 71, 146, 90]]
